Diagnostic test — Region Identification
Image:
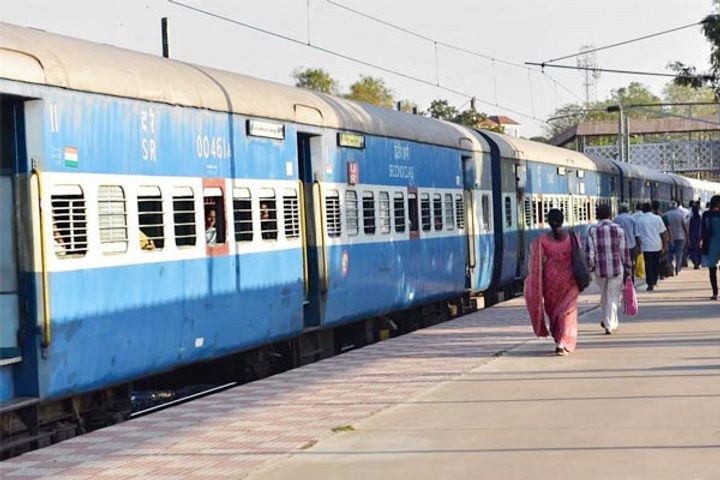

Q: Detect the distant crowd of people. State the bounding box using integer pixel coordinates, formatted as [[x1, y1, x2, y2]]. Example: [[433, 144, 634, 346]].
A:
[[524, 196, 720, 356]]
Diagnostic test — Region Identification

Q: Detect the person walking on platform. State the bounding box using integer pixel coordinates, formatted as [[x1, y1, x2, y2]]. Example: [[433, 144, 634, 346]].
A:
[[614, 202, 639, 279], [701, 195, 720, 300], [636, 202, 668, 291], [688, 203, 703, 269], [524, 209, 580, 356], [587, 205, 631, 335], [665, 201, 688, 276], [632, 202, 644, 221]]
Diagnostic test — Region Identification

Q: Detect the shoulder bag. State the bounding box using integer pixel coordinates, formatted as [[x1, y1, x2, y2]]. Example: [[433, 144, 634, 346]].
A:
[[569, 229, 591, 292]]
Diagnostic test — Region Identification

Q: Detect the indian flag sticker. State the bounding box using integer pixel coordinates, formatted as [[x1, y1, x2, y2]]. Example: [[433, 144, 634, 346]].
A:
[[64, 146, 79, 167]]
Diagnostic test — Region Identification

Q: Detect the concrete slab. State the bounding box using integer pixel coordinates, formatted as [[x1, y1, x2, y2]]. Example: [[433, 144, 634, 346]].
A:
[[248, 269, 720, 480]]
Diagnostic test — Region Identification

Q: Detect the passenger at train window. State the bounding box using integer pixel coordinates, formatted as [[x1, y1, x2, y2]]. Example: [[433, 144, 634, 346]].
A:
[[139, 230, 156, 250], [205, 208, 218, 245], [203, 191, 226, 246], [52, 223, 67, 255], [260, 201, 278, 240]]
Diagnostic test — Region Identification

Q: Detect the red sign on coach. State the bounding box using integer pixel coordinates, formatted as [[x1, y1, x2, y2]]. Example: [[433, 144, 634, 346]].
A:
[[347, 161, 359, 185]]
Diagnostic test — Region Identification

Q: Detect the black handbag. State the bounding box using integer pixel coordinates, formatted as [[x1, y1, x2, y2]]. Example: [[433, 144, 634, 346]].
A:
[[569, 229, 592, 292]]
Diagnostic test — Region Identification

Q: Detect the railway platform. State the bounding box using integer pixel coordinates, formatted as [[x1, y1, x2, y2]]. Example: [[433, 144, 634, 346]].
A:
[[1, 268, 718, 479]]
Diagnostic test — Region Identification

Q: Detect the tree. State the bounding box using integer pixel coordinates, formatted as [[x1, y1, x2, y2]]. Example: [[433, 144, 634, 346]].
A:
[[292, 67, 338, 95], [669, 7, 720, 99], [346, 76, 394, 108], [609, 82, 661, 116], [543, 82, 662, 138], [662, 82, 717, 116], [427, 99, 458, 120]]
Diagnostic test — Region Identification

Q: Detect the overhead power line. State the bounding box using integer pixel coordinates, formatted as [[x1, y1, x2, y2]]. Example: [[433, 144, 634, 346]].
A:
[[167, 0, 548, 124], [325, 0, 584, 102], [542, 20, 704, 64], [525, 62, 716, 80]]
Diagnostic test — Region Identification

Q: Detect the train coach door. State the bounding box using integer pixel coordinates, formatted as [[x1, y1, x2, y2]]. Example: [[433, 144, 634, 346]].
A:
[[0, 97, 21, 363], [462, 156, 477, 288], [514, 164, 527, 277], [297, 132, 324, 329]]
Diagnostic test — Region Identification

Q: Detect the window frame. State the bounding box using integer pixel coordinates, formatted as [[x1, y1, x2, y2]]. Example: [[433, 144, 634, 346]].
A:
[[51, 185, 88, 258], [259, 188, 279, 241], [137, 185, 165, 252], [362, 190, 376, 235], [172, 186, 197, 248], [325, 189, 342, 238], [233, 187, 253, 243], [98, 184, 129, 255], [420, 193, 431, 232], [345, 190, 359, 237], [393, 192, 406, 233]]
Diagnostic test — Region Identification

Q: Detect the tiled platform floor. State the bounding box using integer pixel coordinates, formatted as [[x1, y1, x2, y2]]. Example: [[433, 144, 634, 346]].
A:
[[1, 285, 604, 479]]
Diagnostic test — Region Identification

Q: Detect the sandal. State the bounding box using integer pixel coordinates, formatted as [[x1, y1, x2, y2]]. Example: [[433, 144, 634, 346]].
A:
[[555, 347, 568, 356]]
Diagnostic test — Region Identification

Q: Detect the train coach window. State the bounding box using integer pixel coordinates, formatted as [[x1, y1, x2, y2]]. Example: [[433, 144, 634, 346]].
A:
[[203, 188, 226, 246], [283, 189, 300, 239], [137, 186, 164, 251], [455, 194, 464, 230], [585, 200, 592, 222], [345, 190, 359, 236], [433, 194, 443, 231], [362, 191, 376, 234], [98, 185, 128, 254], [481, 194, 491, 231], [420, 193, 431, 232], [233, 188, 253, 242], [173, 187, 197, 247], [326, 190, 342, 238], [379, 192, 391, 234], [504, 196, 512, 228], [394, 192, 406, 233], [523, 197, 532, 228], [51, 185, 87, 258], [259, 189, 278, 241], [444, 194, 454, 231], [408, 193, 419, 233]]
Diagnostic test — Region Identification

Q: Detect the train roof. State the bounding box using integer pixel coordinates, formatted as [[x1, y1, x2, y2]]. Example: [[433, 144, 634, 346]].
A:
[[611, 161, 675, 184], [478, 130, 608, 172], [682, 176, 720, 194], [0, 22, 485, 153]]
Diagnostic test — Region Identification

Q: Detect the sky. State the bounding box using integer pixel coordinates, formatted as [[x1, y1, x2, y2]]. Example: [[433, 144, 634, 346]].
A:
[[0, 0, 715, 137]]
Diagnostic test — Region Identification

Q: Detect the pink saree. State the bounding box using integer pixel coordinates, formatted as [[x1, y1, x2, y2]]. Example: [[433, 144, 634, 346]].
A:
[[524, 233, 580, 351]]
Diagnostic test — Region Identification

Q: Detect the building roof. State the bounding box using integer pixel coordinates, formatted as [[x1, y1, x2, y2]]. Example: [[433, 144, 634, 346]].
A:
[[487, 115, 520, 125], [550, 116, 720, 146]]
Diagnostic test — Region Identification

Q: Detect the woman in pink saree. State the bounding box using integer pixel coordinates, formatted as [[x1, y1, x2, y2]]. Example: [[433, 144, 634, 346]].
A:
[[524, 208, 580, 356]]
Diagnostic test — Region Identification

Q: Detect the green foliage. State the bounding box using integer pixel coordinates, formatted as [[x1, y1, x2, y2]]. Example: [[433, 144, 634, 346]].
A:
[[346, 76, 395, 108], [544, 82, 666, 138], [669, 9, 720, 99], [426, 98, 502, 131], [662, 83, 717, 115], [428, 99, 458, 120], [453, 109, 486, 128], [292, 67, 339, 95], [609, 82, 661, 111]]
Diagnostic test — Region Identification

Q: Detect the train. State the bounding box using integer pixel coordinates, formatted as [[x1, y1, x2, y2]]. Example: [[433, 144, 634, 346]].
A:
[[1, 22, 720, 455]]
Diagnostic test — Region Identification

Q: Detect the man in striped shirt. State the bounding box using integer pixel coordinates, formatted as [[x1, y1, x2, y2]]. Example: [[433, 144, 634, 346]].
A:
[[585, 204, 632, 334]]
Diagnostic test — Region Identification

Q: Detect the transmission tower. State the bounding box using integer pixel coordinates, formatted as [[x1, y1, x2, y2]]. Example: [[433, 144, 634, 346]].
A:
[[577, 45, 601, 109]]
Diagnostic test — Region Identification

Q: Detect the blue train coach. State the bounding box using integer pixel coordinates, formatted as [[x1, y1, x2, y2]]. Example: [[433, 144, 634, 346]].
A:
[[0, 22, 495, 452]]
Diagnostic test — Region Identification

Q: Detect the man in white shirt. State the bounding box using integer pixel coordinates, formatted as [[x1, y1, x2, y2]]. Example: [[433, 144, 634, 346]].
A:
[[636, 202, 669, 291]]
